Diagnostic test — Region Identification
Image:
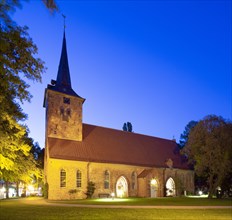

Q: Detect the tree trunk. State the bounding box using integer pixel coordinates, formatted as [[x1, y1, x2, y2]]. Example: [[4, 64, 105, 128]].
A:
[[16, 182, 19, 197], [5, 181, 9, 199], [208, 174, 214, 199], [208, 191, 213, 198], [208, 173, 219, 199], [208, 183, 214, 198]]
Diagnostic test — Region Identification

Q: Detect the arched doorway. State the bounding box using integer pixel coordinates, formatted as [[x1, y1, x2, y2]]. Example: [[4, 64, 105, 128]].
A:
[[150, 179, 158, 197], [166, 177, 175, 196], [116, 176, 128, 198]]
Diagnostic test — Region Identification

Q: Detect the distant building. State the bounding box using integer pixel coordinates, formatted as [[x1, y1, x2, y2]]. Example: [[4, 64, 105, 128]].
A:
[[44, 32, 194, 200]]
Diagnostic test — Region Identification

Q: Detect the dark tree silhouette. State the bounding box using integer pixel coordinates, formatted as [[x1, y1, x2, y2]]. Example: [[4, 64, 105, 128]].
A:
[[179, 120, 198, 149], [183, 115, 232, 198], [122, 122, 133, 132]]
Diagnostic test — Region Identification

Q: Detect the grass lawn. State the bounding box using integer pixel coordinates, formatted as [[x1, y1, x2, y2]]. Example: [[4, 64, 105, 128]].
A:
[[1, 198, 232, 220], [50, 196, 232, 206]]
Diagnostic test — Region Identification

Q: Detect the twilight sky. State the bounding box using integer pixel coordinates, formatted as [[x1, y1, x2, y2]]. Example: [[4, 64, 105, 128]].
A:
[[13, 0, 231, 148]]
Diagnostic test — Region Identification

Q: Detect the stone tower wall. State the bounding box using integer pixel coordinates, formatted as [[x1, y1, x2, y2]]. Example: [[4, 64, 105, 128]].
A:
[[45, 89, 83, 141]]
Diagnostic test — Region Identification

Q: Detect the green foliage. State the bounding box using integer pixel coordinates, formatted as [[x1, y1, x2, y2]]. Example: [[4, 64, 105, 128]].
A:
[[68, 189, 79, 199], [179, 120, 198, 149], [0, 122, 30, 172], [1, 129, 43, 184], [1, 25, 44, 92], [0, 1, 44, 172], [30, 142, 45, 169], [42, 0, 58, 12], [0, 0, 46, 193], [43, 182, 49, 199], [68, 189, 78, 194], [122, 122, 133, 132], [123, 123, 127, 131], [1, 130, 44, 197], [0, 0, 58, 26], [0, 0, 22, 27], [220, 170, 232, 198], [183, 115, 232, 198], [85, 181, 96, 198]]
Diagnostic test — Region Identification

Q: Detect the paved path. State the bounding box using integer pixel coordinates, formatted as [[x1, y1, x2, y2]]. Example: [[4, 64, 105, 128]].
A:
[[18, 198, 232, 209]]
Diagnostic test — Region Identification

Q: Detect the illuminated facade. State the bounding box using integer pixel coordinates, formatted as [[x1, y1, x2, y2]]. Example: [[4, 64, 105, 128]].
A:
[[44, 32, 194, 200]]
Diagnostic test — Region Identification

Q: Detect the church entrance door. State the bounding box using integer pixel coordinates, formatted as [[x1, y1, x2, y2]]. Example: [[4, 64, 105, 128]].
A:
[[116, 176, 128, 198], [150, 179, 158, 197]]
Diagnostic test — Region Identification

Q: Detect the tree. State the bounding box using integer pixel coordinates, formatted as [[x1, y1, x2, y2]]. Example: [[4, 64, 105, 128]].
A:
[[219, 122, 232, 197], [0, 1, 58, 114], [122, 122, 133, 132], [42, 0, 58, 12], [1, 130, 42, 198], [31, 143, 45, 168], [85, 181, 96, 198], [0, 0, 58, 25], [0, 0, 56, 189], [1, 1, 44, 174], [179, 120, 198, 149], [183, 115, 232, 198]]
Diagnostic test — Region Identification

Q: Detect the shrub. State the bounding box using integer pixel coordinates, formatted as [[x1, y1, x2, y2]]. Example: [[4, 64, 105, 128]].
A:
[[68, 189, 78, 194], [85, 181, 96, 198], [21, 193, 26, 197], [43, 183, 49, 199]]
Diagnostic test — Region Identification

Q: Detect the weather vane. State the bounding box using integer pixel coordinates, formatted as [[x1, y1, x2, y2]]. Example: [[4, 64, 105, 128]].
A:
[[62, 14, 66, 30]]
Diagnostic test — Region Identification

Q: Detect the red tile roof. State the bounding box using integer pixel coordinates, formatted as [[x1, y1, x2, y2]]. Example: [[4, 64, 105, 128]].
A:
[[48, 124, 189, 169]]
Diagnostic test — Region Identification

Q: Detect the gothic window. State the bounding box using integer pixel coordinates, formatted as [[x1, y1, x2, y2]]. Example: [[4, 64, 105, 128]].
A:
[[166, 177, 175, 196], [76, 170, 82, 188], [60, 169, 66, 187], [60, 107, 70, 122], [63, 97, 70, 104], [104, 170, 110, 189], [131, 172, 137, 190]]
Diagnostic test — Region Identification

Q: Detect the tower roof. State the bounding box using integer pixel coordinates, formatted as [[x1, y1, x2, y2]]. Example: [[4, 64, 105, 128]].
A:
[[47, 31, 85, 100], [56, 31, 71, 89]]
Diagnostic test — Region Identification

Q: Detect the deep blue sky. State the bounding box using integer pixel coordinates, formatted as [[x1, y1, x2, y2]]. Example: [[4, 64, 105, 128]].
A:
[[13, 0, 231, 148]]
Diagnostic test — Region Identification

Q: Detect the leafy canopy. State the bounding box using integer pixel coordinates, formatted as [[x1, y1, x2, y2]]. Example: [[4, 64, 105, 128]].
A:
[[183, 115, 232, 198], [179, 120, 197, 149], [0, 0, 52, 180]]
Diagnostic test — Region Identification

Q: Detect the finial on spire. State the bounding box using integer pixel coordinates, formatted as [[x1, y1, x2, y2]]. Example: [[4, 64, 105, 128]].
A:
[[62, 14, 66, 30]]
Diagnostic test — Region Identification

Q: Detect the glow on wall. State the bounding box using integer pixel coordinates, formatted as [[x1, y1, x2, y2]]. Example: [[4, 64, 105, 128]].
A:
[[116, 176, 128, 198]]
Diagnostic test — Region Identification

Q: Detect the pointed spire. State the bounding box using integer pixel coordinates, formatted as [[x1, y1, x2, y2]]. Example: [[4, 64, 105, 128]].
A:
[[47, 23, 85, 102], [56, 31, 72, 89]]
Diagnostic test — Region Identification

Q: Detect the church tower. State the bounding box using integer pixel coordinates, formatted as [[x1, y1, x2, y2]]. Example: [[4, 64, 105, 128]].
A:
[[43, 31, 85, 141]]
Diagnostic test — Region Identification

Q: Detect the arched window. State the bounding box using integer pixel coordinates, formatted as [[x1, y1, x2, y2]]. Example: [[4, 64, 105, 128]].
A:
[[104, 170, 110, 189], [131, 172, 137, 190], [150, 178, 158, 198], [76, 170, 82, 188], [166, 177, 175, 196], [60, 169, 66, 187]]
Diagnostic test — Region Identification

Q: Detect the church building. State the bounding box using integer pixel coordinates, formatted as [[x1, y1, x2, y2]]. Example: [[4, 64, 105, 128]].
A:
[[43, 32, 194, 200]]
